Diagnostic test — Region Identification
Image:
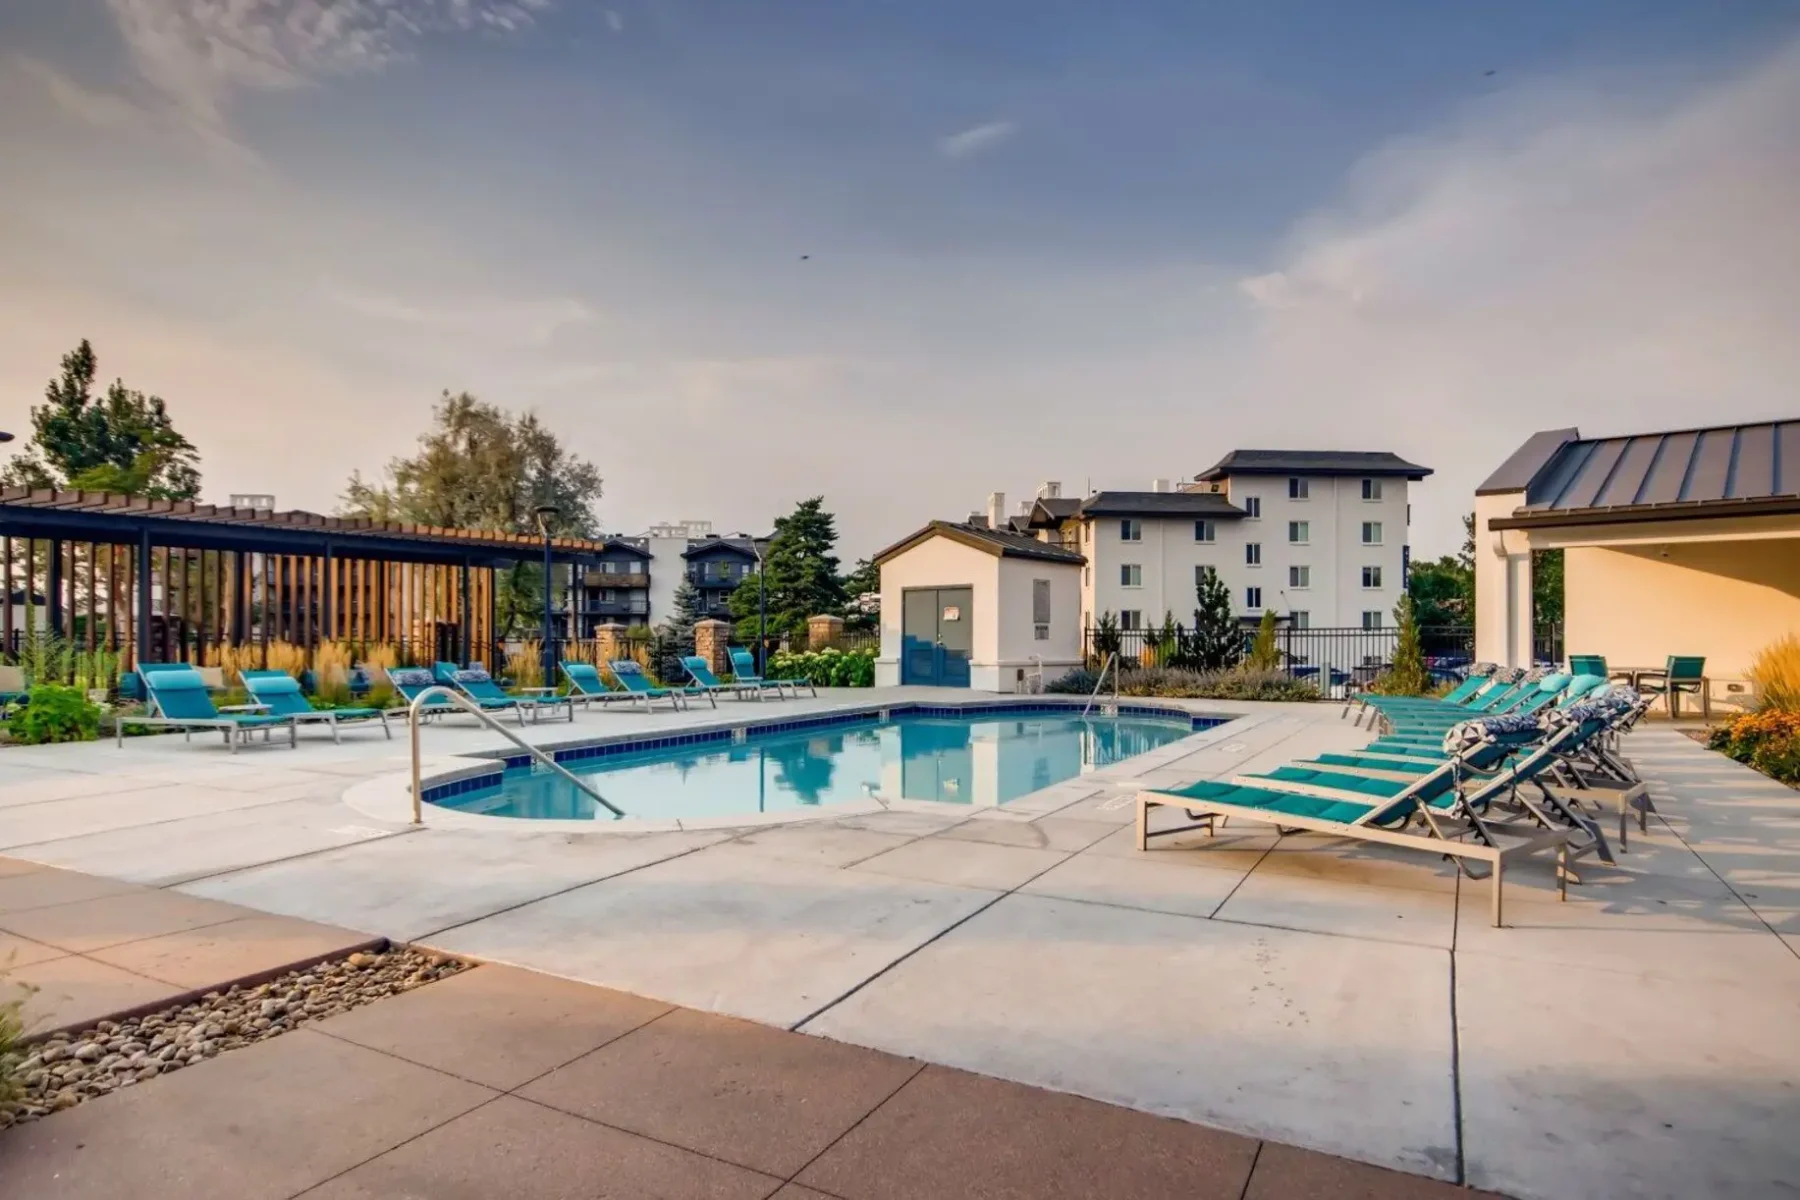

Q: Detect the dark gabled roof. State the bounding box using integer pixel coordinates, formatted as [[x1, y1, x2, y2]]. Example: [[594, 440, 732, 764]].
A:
[[680, 537, 759, 560], [1194, 449, 1433, 481], [874, 520, 1086, 566], [1487, 419, 1800, 529], [1073, 491, 1245, 519], [596, 539, 652, 559], [1476, 428, 1581, 495]]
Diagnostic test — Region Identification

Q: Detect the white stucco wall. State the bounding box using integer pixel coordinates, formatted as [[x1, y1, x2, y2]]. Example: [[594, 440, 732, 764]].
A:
[[875, 537, 999, 687], [995, 557, 1084, 690], [1473, 490, 1534, 668]]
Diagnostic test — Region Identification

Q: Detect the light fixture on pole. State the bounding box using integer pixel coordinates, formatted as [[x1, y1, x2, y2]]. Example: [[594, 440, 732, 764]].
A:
[[751, 538, 768, 674], [534, 504, 560, 684]]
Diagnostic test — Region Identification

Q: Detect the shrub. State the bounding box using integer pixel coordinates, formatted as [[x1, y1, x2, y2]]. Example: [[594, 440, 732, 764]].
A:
[[312, 642, 355, 706], [1368, 596, 1429, 696], [1246, 609, 1281, 671], [504, 640, 545, 690], [1748, 634, 1800, 713], [1046, 666, 1320, 703], [1707, 709, 1800, 786], [769, 646, 876, 688], [1, 974, 31, 1119], [6, 685, 102, 745]]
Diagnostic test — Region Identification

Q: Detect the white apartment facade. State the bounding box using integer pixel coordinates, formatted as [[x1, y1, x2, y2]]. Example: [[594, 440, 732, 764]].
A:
[[1006, 450, 1430, 632]]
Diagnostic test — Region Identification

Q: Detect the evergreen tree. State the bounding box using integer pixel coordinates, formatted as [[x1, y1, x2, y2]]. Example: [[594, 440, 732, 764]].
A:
[[2, 339, 201, 499], [1193, 567, 1242, 670], [655, 578, 703, 683], [1376, 595, 1429, 695], [839, 557, 880, 629], [1247, 608, 1281, 671], [728, 497, 845, 637]]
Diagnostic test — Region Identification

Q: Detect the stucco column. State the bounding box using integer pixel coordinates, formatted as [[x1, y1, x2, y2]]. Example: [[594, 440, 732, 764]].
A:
[[1474, 491, 1532, 668], [807, 613, 844, 648], [694, 619, 732, 676], [1506, 551, 1535, 668], [593, 622, 626, 665]]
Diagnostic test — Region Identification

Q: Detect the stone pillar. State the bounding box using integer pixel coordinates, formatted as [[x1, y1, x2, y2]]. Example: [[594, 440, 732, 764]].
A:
[[593, 622, 626, 666], [807, 614, 844, 649], [695, 619, 732, 677]]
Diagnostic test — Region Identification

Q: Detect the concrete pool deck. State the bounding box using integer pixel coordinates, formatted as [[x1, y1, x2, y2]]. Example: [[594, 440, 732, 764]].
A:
[[2, 687, 1797, 1199]]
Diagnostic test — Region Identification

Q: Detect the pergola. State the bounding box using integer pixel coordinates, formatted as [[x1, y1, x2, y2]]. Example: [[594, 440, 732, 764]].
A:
[[0, 489, 614, 670]]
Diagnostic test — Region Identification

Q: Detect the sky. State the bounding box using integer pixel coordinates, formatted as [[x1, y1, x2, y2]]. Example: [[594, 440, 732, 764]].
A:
[[2, 1, 1797, 563]]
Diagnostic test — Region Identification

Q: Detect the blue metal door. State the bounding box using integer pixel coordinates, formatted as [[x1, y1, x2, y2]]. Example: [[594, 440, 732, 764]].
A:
[[900, 587, 973, 687]]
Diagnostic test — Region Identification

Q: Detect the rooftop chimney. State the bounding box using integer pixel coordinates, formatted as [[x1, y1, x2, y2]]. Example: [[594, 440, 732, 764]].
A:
[[1151, 478, 1172, 493], [1037, 481, 1062, 499], [986, 492, 1006, 532]]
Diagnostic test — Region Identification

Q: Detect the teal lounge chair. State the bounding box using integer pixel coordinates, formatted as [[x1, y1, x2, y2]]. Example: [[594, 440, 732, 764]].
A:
[[1568, 654, 1608, 678], [683, 656, 766, 701], [386, 666, 509, 723], [240, 669, 394, 742], [608, 659, 712, 710], [443, 664, 574, 723], [730, 648, 816, 699], [119, 665, 297, 751], [558, 661, 636, 711]]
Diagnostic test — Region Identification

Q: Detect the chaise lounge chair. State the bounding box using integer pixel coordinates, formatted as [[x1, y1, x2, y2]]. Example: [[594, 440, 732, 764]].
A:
[[118, 665, 298, 751], [608, 659, 712, 710], [431, 662, 573, 724], [683, 656, 768, 701], [386, 666, 514, 724], [240, 669, 395, 742], [729, 648, 816, 699]]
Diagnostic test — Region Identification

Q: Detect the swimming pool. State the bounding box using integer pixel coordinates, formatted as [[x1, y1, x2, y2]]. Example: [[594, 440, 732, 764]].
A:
[[427, 708, 1208, 822]]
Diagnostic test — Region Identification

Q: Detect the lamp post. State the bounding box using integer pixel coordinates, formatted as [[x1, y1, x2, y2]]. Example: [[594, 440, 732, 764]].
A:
[[534, 504, 560, 686], [751, 539, 768, 674]]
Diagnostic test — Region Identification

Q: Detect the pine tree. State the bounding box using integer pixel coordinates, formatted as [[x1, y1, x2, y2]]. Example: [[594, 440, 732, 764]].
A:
[[1247, 608, 1281, 671], [1193, 567, 1241, 670], [728, 497, 845, 637], [656, 578, 703, 683]]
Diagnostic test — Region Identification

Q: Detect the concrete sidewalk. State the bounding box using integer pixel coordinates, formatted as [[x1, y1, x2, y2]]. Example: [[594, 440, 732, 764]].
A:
[[1, 961, 1496, 1199]]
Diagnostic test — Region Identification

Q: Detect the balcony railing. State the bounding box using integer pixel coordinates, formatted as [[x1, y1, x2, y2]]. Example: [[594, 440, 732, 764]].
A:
[[584, 571, 648, 588]]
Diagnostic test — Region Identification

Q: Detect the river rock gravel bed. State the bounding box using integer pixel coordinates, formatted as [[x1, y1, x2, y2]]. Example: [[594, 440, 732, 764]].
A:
[[1, 946, 467, 1129]]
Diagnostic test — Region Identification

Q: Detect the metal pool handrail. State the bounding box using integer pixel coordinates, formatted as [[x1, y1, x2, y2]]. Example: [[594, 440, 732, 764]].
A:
[[407, 686, 624, 824], [1081, 652, 1119, 719]]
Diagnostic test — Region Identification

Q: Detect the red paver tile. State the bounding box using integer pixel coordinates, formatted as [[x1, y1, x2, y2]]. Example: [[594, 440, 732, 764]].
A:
[[1244, 1142, 1499, 1199], [10, 953, 185, 1035], [315, 963, 672, 1089], [307, 1094, 782, 1200], [86, 913, 377, 987], [519, 1007, 920, 1178], [0, 855, 48, 878], [0, 1029, 495, 1200], [0, 865, 145, 916], [0, 888, 253, 953], [797, 1064, 1259, 1200]]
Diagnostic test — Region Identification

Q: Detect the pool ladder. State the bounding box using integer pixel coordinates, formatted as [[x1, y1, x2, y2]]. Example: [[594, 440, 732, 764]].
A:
[[1081, 652, 1120, 719], [407, 686, 624, 824]]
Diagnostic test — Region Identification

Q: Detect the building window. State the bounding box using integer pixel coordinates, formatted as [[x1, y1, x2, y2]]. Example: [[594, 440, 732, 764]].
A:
[[1194, 519, 1215, 543], [1120, 564, 1142, 588], [1120, 609, 1143, 631], [1243, 496, 1261, 519], [1083, 566, 1090, 586], [1032, 579, 1051, 625], [1362, 521, 1383, 545], [1288, 477, 1309, 500], [1288, 520, 1309, 544], [1194, 564, 1213, 588], [1362, 478, 1383, 501], [1245, 542, 1262, 566], [1291, 610, 1310, 629], [1362, 610, 1383, 630], [1120, 518, 1142, 542], [1246, 586, 1263, 609], [1288, 565, 1310, 589], [1362, 565, 1384, 589]]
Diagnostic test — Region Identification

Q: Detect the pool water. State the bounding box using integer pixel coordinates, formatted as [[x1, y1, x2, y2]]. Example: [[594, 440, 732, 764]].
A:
[[432, 712, 1199, 822]]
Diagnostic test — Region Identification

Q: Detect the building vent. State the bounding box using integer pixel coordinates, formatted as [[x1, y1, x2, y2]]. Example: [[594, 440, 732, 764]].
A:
[[228, 493, 275, 511], [1151, 478, 1172, 493], [1037, 481, 1062, 499]]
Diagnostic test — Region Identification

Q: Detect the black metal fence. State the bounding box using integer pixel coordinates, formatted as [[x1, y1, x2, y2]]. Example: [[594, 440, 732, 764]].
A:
[[1081, 623, 1563, 690]]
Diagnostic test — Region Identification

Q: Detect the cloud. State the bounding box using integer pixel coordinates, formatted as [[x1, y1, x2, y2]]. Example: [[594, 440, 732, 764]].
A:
[[938, 120, 1017, 159], [605, 9, 625, 33], [2, 56, 147, 130], [322, 281, 597, 348], [1204, 39, 1800, 557], [103, 0, 554, 141]]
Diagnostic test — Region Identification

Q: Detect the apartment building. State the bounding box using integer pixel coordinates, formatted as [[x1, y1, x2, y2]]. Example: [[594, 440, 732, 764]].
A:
[[571, 520, 763, 635], [993, 450, 1430, 632]]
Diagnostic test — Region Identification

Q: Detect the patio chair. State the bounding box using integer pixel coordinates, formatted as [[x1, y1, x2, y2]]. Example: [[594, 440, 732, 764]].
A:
[[386, 666, 517, 724], [558, 661, 635, 711], [1135, 710, 1598, 926], [597, 658, 694, 712], [1568, 654, 1608, 678], [729, 648, 817, 699], [682, 656, 767, 701], [1635, 656, 1708, 719], [117, 665, 298, 752], [444, 664, 574, 723], [1350, 667, 1525, 726], [239, 669, 394, 742]]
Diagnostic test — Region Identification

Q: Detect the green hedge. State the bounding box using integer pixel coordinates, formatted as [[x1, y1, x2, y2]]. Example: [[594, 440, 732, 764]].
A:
[[767, 647, 876, 688]]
